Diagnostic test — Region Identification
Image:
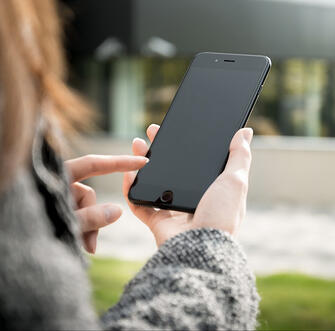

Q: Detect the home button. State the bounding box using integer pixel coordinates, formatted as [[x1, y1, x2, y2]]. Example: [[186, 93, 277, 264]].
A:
[[160, 190, 173, 203]]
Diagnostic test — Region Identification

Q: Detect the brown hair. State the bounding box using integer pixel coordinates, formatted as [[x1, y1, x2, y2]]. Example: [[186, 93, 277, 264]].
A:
[[0, 0, 92, 190]]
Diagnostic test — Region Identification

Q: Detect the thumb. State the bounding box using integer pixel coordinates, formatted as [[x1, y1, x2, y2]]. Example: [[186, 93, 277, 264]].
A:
[[224, 128, 253, 175]]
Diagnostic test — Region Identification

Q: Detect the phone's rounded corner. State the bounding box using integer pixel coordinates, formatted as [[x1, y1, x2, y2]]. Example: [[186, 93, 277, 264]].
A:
[[264, 56, 272, 68], [193, 51, 212, 60], [127, 189, 136, 203], [254, 54, 272, 69], [194, 51, 207, 58]]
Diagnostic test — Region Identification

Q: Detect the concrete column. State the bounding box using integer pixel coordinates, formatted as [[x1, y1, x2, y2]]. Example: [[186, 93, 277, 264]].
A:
[[303, 61, 326, 136], [279, 59, 326, 137], [110, 57, 145, 138]]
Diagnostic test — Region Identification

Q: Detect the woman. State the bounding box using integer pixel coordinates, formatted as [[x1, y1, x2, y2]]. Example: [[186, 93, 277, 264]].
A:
[[0, 1, 258, 330]]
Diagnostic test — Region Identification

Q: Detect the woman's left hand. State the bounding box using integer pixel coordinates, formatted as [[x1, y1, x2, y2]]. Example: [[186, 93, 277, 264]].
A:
[[65, 154, 148, 254]]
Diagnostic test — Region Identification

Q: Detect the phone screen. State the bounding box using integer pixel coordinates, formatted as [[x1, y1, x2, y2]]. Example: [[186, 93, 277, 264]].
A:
[[130, 53, 270, 212]]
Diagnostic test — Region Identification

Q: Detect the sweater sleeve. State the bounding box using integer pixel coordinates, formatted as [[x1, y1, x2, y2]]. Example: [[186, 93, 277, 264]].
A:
[[102, 228, 260, 331], [0, 170, 100, 330]]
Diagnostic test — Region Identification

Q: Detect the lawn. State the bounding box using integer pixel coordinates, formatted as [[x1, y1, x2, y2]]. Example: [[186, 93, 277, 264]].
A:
[[89, 257, 335, 330]]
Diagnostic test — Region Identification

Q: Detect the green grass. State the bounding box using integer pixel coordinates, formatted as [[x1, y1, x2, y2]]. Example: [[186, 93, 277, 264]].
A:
[[257, 273, 335, 330], [89, 257, 143, 314], [89, 257, 335, 330]]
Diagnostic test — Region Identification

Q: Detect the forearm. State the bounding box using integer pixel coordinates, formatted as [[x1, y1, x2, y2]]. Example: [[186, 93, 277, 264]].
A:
[[102, 228, 259, 331]]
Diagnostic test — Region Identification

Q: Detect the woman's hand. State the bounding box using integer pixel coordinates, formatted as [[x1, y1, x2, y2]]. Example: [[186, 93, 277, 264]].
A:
[[66, 155, 148, 253], [123, 124, 253, 246]]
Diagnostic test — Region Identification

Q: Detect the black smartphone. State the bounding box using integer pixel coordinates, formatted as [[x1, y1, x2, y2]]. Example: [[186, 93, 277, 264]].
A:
[[129, 52, 271, 213]]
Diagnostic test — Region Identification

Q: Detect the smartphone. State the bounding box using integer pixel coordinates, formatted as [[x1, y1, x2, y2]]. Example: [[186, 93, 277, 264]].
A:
[[129, 52, 271, 213]]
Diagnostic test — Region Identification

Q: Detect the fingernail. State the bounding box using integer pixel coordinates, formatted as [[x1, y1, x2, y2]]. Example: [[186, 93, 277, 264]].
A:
[[88, 234, 97, 254], [137, 156, 149, 163], [104, 205, 122, 224], [132, 137, 145, 144], [243, 128, 253, 144]]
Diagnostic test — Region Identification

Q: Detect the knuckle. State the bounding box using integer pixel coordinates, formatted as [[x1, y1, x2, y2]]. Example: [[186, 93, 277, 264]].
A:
[[85, 154, 99, 173], [83, 207, 99, 230], [85, 186, 96, 199], [112, 158, 121, 169], [240, 144, 252, 161], [76, 210, 88, 230], [231, 143, 252, 162], [92, 214, 101, 228], [228, 172, 248, 192]]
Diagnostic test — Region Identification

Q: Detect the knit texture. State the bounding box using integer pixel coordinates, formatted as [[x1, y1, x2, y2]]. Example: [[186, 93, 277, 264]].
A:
[[0, 169, 100, 330], [0, 124, 259, 330], [102, 228, 259, 331]]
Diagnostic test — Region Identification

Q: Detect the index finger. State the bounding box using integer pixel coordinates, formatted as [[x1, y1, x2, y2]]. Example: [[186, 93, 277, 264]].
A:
[[66, 155, 149, 183]]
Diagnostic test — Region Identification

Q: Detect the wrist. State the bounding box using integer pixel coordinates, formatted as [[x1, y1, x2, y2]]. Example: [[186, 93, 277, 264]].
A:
[[148, 228, 240, 270], [152, 223, 194, 247]]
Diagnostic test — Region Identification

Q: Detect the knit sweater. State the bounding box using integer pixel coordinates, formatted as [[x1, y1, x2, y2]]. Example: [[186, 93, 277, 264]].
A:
[[0, 126, 259, 330]]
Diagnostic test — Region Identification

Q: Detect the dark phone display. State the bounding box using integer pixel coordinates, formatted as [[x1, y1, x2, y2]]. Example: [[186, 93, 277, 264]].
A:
[[130, 55, 268, 211]]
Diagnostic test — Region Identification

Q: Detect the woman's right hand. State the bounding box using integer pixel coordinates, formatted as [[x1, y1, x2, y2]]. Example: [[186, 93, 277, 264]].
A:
[[123, 124, 253, 246]]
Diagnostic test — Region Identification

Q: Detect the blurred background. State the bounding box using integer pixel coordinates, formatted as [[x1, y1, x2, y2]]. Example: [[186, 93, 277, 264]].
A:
[[60, 0, 335, 329]]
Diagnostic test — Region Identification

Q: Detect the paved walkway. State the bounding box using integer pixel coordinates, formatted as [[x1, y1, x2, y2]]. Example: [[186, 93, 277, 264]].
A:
[[95, 194, 335, 278]]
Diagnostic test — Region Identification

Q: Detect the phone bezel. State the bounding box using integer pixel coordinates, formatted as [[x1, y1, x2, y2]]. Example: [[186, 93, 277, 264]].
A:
[[128, 52, 271, 213]]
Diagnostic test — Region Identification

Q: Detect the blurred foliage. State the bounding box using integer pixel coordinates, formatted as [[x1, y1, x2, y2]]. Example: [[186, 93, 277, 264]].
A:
[[89, 257, 335, 330], [143, 57, 189, 127], [70, 56, 335, 137], [132, 57, 335, 137]]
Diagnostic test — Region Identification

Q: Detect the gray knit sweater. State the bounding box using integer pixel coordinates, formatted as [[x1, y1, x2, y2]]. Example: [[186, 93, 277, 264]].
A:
[[0, 127, 259, 330]]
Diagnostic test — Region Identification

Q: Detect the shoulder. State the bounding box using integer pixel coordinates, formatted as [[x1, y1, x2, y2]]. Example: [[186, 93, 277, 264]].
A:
[[0, 166, 99, 329]]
